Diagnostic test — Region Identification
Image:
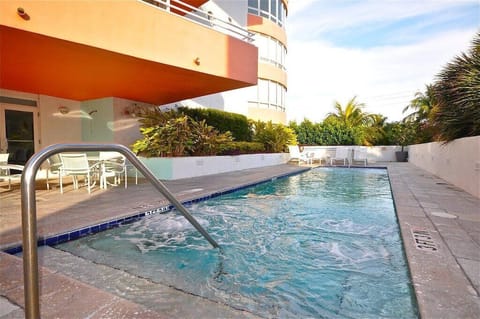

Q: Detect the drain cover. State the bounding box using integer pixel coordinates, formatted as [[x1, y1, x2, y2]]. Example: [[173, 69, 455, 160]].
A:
[[411, 228, 438, 252]]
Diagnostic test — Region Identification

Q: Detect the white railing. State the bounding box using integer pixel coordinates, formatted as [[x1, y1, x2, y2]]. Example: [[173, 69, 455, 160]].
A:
[[140, 0, 254, 42]]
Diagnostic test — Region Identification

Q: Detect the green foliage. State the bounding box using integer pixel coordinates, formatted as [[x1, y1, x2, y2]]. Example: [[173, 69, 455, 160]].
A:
[[218, 141, 265, 155], [432, 32, 480, 142], [325, 96, 374, 127], [403, 84, 437, 124], [179, 107, 252, 141], [388, 122, 418, 149], [252, 120, 297, 152], [290, 118, 367, 146], [191, 120, 234, 156], [131, 108, 233, 157]]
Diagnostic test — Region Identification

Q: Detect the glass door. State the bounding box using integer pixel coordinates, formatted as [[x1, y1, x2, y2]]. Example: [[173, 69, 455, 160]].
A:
[[0, 104, 39, 165]]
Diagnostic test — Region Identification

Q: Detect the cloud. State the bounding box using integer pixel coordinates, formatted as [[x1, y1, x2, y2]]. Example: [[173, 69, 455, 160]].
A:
[[288, 0, 478, 39], [286, 28, 477, 123], [284, 0, 479, 123]]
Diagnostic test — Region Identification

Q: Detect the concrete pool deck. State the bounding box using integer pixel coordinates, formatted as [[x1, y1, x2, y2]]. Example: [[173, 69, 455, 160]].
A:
[[0, 163, 479, 318]]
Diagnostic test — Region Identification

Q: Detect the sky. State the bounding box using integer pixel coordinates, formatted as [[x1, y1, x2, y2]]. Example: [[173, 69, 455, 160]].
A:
[[285, 0, 480, 123]]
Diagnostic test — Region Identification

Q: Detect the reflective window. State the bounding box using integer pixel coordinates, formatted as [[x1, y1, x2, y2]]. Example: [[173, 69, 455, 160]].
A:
[[253, 33, 287, 70], [248, 0, 286, 27], [248, 79, 286, 112]]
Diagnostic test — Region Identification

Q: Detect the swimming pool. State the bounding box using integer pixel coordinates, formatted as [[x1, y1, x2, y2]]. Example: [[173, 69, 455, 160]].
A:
[[57, 168, 418, 318]]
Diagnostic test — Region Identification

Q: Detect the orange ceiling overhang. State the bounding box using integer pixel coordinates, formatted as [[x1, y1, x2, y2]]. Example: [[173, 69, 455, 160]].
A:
[[0, 26, 255, 105]]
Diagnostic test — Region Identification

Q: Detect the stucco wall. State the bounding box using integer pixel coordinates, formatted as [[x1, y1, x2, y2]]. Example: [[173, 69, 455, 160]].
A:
[[408, 136, 480, 198], [141, 153, 290, 180], [112, 98, 144, 147], [302, 145, 403, 163], [39, 95, 83, 146]]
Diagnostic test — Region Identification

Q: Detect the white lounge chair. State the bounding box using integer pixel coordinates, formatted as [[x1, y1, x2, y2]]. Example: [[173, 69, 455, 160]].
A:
[[352, 147, 368, 167], [288, 145, 312, 165], [59, 153, 99, 194], [330, 147, 350, 166], [312, 149, 328, 165]]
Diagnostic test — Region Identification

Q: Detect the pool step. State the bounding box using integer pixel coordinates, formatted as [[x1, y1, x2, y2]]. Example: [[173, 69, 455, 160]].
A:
[[34, 246, 262, 319]]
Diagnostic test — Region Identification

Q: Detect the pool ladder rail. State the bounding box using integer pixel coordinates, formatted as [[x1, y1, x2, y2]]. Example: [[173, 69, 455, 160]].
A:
[[20, 143, 220, 319]]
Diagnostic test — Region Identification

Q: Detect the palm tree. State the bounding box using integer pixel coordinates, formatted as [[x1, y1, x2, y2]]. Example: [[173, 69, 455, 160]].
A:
[[432, 32, 480, 142], [365, 114, 387, 145], [403, 84, 436, 123], [326, 96, 372, 127]]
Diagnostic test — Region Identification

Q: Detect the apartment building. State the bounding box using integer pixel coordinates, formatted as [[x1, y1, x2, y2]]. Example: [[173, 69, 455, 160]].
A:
[[163, 0, 289, 124], [0, 0, 258, 164]]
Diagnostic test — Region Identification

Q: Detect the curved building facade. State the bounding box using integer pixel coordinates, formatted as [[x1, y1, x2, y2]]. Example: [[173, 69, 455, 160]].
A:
[[163, 0, 289, 124], [246, 0, 288, 124]]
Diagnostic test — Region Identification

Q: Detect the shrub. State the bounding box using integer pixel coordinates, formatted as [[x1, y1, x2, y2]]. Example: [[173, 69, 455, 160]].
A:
[[179, 107, 252, 141], [218, 141, 265, 155], [290, 119, 365, 146], [131, 108, 233, 157], [252, 121, 297, 153]]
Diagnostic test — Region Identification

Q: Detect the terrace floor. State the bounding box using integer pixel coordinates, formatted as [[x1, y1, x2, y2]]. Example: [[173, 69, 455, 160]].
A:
[[0, 163, 479, 318]]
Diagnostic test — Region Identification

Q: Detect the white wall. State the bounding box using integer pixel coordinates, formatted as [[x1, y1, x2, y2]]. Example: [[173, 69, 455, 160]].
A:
[[39, 95, 83, 147], [302, 145, 403, 163], [141, 153, 290, 180], [112, 98, 143, 147], [1, 89, 147, 152], [409, 136, 480, 198]]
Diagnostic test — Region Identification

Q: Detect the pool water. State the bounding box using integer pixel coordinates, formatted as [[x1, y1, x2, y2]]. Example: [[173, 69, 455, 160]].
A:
[[57, 168, 418, 318]]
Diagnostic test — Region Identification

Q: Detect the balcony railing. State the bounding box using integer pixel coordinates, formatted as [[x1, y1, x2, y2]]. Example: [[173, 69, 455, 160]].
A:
[[141, 0, 255, 42]]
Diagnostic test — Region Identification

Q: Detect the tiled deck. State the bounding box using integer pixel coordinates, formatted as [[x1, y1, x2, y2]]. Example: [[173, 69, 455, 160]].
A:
[[0, 163, 479, 318]]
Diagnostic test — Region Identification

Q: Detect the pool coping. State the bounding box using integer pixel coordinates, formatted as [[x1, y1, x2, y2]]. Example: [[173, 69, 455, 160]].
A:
[[386, 163, 479, 319]]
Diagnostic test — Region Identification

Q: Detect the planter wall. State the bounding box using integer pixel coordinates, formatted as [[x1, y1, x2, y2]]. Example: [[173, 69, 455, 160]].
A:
[[302, 145, 403, 163], [140, 153, 290, 180], [408, 136, 480, 198]]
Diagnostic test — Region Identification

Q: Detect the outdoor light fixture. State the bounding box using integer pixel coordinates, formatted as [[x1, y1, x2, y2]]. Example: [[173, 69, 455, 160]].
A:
[[194, 57, 200, 65], [58, 106, 70, 114], [17, 7, 30, 20]]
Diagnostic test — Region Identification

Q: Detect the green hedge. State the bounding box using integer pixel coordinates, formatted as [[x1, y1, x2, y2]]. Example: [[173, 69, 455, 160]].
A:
[[218, 141, 265, 155], [179, 107, 252, 141]]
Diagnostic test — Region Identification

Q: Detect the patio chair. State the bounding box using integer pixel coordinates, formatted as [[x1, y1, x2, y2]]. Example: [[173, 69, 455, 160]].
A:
[[0, 153, 19, 190], [0, 153, 9, 176], [330, 147, 350, 166], [99, 151, 128, 189], [288, 145, 311, 165], [59, 153, 99, 194], [312, 149, 328, 165], [45, 154, 62, 190], [352, 147, 368, 167]]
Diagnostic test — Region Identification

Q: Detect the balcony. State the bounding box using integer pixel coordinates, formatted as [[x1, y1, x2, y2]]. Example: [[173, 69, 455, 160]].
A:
[[0, 0, 258, 104]]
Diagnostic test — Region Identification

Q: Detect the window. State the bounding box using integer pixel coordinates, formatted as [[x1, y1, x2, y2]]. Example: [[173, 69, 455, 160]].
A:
[[254, 33, 287, 70], [248, 0, 286, 27], [248, 79, 286, 112]]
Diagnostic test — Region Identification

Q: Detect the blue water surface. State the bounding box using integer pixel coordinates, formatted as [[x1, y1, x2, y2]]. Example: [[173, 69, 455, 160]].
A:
[[58, 168, 418, 318]]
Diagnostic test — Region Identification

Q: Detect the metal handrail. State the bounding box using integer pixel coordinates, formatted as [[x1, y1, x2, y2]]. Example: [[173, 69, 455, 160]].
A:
[[140, 0, 255, 42], [21, 143, 219, 319]]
